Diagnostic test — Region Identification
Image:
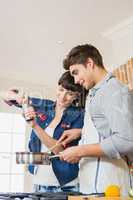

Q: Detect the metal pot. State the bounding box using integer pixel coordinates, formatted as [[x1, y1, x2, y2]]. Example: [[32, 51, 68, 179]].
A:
[[16, 151, 59, 165]]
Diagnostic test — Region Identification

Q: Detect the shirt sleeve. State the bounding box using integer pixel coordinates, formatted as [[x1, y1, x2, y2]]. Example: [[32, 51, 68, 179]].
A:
[[100, 88, 133, 159], [29, 97, 46, 108]]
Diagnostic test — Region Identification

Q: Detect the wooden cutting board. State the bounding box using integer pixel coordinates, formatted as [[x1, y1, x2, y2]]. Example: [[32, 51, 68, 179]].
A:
[[68, 196, 132, 200]]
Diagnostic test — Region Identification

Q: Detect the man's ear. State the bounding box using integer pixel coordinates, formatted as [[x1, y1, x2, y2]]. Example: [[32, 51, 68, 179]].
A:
[[86, 58, 94, 69]]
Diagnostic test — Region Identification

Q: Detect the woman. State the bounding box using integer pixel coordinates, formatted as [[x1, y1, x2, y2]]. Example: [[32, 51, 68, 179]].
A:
[[4, 71, 85, 193]]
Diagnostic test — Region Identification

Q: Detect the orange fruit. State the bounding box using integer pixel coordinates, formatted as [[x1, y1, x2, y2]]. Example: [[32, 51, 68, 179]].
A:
[[105, 185, 120, 197], [128, 188, 133, 197]]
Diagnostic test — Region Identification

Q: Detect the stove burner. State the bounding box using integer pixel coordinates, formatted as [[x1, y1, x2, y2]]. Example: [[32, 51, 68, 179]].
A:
[[0, 192, 81, 200]]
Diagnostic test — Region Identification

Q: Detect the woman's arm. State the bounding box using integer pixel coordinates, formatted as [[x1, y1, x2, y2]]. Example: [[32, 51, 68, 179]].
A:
[[32, 123, 64, 154], [24, 106, 64, 154]]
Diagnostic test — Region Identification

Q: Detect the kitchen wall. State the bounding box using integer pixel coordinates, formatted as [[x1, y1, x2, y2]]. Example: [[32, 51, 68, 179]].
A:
[[102, 17, 133, 70], [0, 78, 55, 192]]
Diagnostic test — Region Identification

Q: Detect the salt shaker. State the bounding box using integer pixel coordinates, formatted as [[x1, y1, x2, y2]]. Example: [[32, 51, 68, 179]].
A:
[[22, 93, 34, 122]]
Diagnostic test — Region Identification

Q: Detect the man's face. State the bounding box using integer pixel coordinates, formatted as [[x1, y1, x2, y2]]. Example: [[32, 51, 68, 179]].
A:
[[70, 63, 95, 90]]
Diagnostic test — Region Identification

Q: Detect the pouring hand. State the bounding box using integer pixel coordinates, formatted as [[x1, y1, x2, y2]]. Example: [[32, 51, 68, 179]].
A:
[[22, 106, 37, 127]]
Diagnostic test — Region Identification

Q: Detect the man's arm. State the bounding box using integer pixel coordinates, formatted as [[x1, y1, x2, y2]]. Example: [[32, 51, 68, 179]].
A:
[[60, 89, 133, 163], [100, 88, 133, 159], [60, 143, 105, 163]]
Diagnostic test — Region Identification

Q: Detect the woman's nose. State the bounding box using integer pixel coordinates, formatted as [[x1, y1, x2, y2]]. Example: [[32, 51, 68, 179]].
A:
[[75, 77, 79, 84], [60, 92, 66, 100]]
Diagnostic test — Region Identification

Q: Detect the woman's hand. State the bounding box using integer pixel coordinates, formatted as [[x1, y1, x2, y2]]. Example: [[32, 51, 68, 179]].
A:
[[58, 128, 81, 147], [23, 106, 37, 128]]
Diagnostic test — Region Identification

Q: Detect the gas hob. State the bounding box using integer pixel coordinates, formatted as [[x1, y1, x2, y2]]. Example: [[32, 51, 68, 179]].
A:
[[0, 192, 81, 200]]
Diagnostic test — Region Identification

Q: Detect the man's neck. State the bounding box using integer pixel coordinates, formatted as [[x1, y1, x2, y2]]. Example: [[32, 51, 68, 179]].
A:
[[94, 67, 108, 85]]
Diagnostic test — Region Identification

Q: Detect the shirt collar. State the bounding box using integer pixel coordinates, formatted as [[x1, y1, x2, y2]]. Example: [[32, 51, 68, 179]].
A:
[[89, 72, 114, 97]]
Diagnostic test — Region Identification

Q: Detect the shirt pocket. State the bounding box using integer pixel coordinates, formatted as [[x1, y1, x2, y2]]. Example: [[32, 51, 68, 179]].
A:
[[91, 113, 111, 139]]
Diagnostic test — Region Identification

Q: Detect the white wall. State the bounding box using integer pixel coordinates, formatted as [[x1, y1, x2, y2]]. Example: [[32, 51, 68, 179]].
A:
[[102, 17, 133, 69], [0, 77, 55, 192]]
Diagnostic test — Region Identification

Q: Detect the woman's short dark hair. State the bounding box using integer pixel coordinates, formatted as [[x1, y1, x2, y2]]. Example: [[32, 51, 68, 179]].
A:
[[63, 44, 104, 70], [58, 71, 83, 93], [58, 71, 88, 108]]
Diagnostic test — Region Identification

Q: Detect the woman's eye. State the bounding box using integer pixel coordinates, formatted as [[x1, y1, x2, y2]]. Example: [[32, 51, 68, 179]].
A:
[[59, 88, 64, 92], [68, 92, 74, 96]]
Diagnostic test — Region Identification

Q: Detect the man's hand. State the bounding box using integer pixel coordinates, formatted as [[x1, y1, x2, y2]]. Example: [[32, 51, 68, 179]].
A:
[[59, 144, 105, 163], [59, 146, 82, 164], [58, 129, 81, 147]]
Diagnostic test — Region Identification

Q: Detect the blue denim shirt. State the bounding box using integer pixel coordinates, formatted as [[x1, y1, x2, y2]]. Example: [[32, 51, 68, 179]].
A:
[[28, 98, 84, 186]]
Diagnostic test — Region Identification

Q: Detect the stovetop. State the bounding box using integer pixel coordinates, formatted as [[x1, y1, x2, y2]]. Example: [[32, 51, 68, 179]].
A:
[[0, 192, 81, 200]]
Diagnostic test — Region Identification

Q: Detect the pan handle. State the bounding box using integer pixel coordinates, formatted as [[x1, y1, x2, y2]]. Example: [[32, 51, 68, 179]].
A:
[[49, 154, 60, 159], [46, 143, 62, 154]]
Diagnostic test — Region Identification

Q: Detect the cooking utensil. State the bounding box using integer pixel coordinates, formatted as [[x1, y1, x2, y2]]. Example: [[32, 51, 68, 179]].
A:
[[16, 151, 60, 165], [46, 142, 62, 153], [16, 142, 62, 165]]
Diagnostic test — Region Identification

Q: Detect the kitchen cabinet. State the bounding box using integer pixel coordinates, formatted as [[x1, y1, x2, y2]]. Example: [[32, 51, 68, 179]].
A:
[[113, 58, 133, 90], [68, 197, 132, 200]]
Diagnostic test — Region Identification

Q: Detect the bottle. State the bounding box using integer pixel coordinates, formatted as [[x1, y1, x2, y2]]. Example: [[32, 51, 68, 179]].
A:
[[22, 93, 34, 122], [3, 89, 20, 106]]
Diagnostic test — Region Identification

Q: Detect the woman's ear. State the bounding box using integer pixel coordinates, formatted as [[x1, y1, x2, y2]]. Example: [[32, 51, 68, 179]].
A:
[[72, 92, 81, 106], [74, 92, 80, 100]]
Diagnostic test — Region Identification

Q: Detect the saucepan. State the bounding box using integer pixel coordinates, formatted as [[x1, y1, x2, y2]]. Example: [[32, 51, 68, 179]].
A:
[[16, 151, 60, 165], [16, 143, 61, 165]]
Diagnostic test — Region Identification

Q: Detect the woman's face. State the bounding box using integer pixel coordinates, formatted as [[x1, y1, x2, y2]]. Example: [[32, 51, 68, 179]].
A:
[[56, 85, 79, 108]]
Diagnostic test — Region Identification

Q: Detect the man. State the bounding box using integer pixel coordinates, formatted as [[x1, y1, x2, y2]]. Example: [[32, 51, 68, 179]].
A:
[[59, 44, 133, 196]]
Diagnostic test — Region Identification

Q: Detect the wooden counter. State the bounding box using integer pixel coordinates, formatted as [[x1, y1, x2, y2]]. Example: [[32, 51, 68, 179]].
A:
[[68, 196, 133, 200]]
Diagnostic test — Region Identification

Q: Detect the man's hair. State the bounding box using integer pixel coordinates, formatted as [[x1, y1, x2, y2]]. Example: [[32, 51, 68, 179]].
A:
[[63, 44, 104, 70], [58, 71, 83, 93]]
